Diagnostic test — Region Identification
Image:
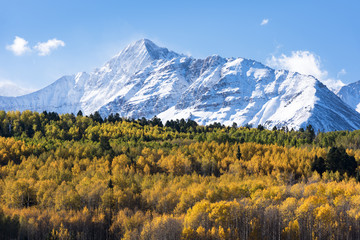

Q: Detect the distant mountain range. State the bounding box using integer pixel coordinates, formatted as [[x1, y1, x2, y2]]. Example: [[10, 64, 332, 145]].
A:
[[0, 82, 33, 97], [1, 39, 360, 132], [337, 80, 360, 113]]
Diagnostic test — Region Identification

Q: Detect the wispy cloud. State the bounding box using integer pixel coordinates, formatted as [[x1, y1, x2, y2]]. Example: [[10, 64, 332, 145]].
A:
[[260, 19, 269, 26], [6, 36, 31, 56], [34, 38, 65, 56], [337, 68, 346, 78], [266, 50, 345, 91]]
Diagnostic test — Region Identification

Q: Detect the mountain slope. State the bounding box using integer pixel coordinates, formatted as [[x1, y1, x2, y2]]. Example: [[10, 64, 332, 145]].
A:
[[157, 60, 360, 132], [0, 82, 33, 97], [0, 73, 86, 113], [337, 80, 360, 113], [0, 39, 359, 132]]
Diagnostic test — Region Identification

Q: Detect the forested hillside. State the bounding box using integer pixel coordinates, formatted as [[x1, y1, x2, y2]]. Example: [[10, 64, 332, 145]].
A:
[[1, 110, 360, 239]]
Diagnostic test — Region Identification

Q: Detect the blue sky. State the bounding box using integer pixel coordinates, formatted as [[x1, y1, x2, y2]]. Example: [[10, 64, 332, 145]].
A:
[[0, 0, 359, 91]]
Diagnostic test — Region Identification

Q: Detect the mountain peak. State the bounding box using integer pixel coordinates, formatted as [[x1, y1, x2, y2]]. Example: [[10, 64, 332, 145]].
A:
[[104, 39, 180, 75], [119, 38, 178, 60], [135, 38, 157, 49], [2, 40, 360, 132], [129, 38, 158, 53]]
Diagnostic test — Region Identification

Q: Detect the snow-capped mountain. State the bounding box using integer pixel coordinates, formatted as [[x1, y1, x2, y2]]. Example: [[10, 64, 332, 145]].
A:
[[0, 39, 360, 132], [337, 80, 360, 113], [0, 82, 33, 97]]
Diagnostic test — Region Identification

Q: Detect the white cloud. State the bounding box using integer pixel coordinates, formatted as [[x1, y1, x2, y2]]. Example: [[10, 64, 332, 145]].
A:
[[34, 38, 65, 56], [337, 68, 346, 78], [266, 51, 326, 79], [6, 36, 31, 56], [261, 19, 269, 26], [266, 50, 345, 91]]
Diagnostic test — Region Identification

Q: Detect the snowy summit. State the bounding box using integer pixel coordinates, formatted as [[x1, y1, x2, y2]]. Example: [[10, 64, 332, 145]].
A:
[[0, 39, 360, 132]]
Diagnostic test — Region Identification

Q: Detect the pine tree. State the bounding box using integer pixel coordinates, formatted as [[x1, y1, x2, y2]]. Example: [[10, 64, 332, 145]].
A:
[[91, 111, 103, 123], [311, 155, 326, 175], [236, 145, 241, 160]]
